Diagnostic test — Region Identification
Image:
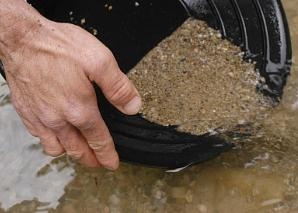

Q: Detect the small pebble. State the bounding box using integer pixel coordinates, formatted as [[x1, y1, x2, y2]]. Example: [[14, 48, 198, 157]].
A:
[[197, 204, 208, 213], [80, 18, 86, 25]]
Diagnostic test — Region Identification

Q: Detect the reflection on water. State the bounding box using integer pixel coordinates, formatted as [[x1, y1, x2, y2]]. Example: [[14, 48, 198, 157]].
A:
[[0, 105, 75, 212], [0, 0, 298, 212]]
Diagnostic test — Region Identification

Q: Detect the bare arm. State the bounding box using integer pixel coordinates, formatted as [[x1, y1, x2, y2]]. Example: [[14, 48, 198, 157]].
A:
[[0, 0, 142, 169]]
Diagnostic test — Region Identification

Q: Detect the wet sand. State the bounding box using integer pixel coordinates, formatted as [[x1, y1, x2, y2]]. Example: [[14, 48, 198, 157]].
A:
[[128, 19, 269, 135]]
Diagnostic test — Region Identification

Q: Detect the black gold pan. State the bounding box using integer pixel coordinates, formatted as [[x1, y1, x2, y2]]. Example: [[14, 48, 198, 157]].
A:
[[0, 0, 292, 169]]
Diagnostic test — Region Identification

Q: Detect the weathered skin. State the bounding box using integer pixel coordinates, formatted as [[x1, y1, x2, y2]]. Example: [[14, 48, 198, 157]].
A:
[[0, 0, 142, 169]]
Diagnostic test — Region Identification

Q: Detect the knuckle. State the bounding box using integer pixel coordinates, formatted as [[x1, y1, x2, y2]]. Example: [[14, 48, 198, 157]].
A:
[[39, 132, 55, 141], [44, 148, 64, 157], [45, 118, 66, 130], [107, 75, 132, 103], [88, 139, 109, 152], [39, 113, 66, 130], [65, 110, 83, 124], [96, 49, 113, 69], [64, 102, 83, 119], [66, 110, 91, 128], [65, 106, 97, 129], [66, 150, 84, 160], [40, 136, 64, 157], [62, 140, 80, 153], [87, 48, 114, 74]]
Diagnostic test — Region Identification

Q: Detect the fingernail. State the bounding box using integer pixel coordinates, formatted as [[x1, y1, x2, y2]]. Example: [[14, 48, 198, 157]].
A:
[[104, 154, 120, 171], [105, 165, 117, 171], [105, 162, 119, 171], [123, 96, 142, 115]]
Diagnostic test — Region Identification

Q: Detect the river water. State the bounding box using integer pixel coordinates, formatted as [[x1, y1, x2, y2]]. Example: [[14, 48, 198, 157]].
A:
[[0, 0, 298, 212]]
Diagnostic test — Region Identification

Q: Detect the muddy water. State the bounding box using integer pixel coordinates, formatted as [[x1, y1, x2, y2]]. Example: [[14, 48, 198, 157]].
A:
[[0, 0, 297, 212]]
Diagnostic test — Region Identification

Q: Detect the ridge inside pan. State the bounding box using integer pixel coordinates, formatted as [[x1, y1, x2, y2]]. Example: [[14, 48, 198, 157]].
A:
[[0, 0, 292, 169]]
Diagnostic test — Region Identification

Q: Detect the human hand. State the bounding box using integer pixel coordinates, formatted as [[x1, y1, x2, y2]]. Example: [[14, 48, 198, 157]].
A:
[[0, 1, 141, 169]]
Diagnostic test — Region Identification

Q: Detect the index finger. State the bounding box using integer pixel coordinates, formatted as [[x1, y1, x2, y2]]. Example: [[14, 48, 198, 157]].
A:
[[68, 107, 119, 170]]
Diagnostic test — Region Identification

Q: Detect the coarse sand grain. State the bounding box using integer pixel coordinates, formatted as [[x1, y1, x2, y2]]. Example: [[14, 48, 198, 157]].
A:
[[128, 19, 271, 136]]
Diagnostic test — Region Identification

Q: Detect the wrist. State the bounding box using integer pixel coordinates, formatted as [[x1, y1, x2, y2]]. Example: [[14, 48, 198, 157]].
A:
[[0, 0, 47, 60]]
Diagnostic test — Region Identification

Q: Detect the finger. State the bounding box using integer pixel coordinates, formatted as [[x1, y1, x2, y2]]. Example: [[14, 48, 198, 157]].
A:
[[50, 122, 100, 168], [39, 132, 65, 157], [12, 99, 65, 156], [67, 106, 119, 170], [22, 118, 65, 157], [90, 48, 142, 115], [21, 114, 65, 156]]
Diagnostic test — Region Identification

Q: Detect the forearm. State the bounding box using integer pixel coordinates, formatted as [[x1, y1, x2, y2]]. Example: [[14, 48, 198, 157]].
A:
[[0, 0, 45, 59]]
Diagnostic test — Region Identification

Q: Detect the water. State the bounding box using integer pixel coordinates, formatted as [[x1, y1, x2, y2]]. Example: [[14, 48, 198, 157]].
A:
[[0, 0, 298, 212]]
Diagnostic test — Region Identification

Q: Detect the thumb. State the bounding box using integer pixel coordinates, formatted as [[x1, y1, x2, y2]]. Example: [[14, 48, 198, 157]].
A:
[[90, 48, 142, 115]]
